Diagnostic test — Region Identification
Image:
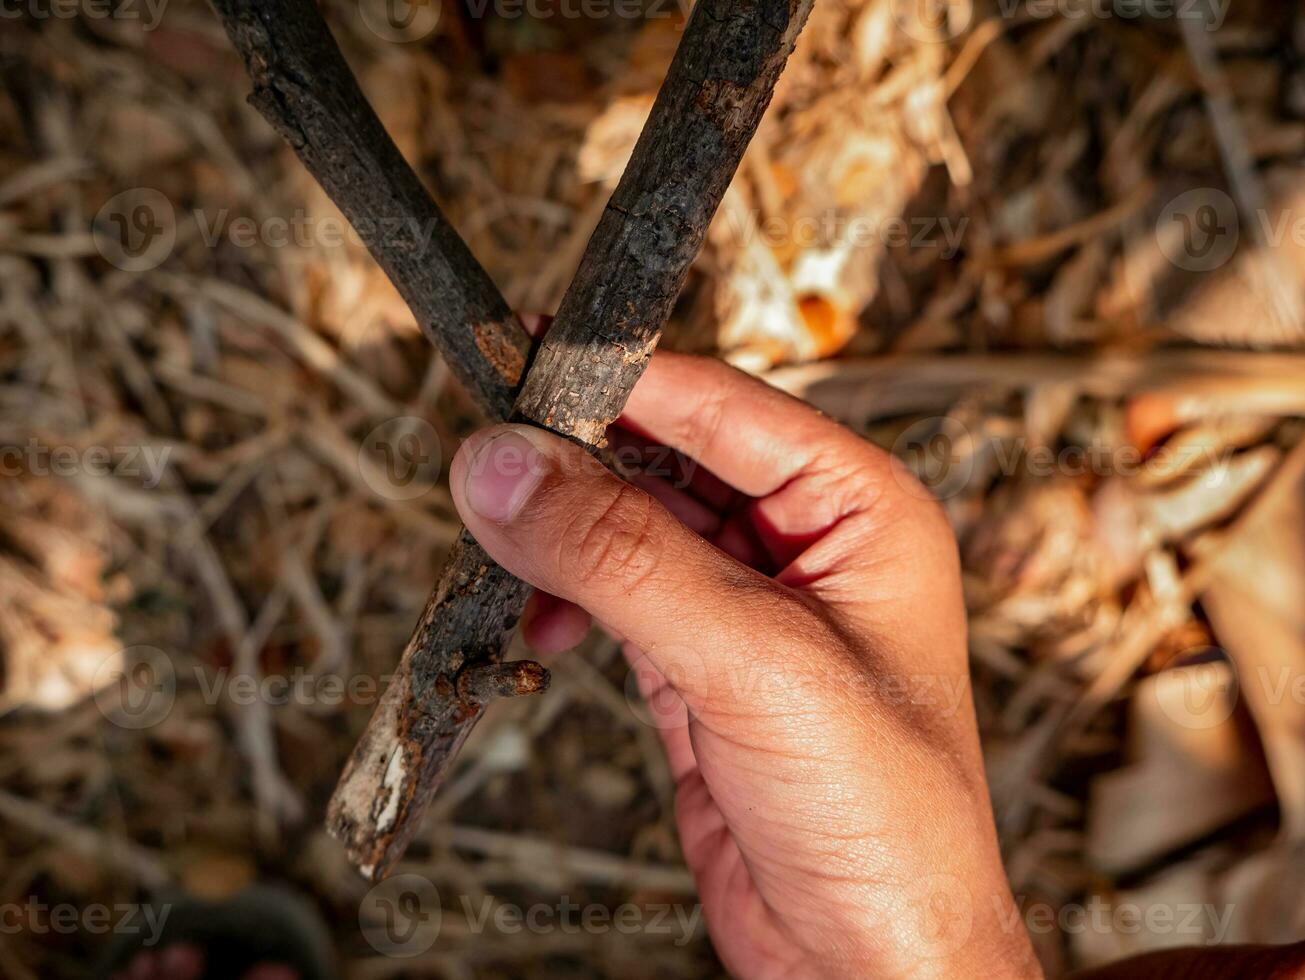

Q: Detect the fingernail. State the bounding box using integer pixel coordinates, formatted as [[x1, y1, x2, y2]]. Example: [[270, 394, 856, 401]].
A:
[[463, 427, 550, 523]]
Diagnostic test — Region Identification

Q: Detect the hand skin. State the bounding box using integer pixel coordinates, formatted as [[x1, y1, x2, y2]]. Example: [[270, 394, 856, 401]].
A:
[[452, 345, 1305, 979], [450, 346, 1039, 979]]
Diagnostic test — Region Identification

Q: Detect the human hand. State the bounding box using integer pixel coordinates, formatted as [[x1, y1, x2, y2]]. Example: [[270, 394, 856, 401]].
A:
[[449, 348, 1040, 979]]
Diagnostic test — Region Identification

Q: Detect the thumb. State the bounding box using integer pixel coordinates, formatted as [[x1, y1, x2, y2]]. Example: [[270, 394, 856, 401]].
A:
[[449, 424, 808, 705]]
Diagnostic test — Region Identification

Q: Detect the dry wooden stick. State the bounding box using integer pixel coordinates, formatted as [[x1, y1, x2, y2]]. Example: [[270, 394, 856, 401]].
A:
[[211, 0, 813, 879], [209, 0, 530, 420], [330, 0, 814, 878]]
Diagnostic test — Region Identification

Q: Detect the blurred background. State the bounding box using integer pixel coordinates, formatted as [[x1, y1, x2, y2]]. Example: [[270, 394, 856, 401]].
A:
[[2, 0, 1305, 975]]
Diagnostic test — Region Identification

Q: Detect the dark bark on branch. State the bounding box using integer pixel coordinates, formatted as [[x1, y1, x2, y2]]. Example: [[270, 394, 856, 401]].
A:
[[325, 0, 815, 879], [210, 0, 811, 879], [209, 0, 530, 420]]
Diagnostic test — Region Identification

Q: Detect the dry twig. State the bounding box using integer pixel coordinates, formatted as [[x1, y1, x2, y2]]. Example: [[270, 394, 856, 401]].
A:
[[211, 0, 814, 877]]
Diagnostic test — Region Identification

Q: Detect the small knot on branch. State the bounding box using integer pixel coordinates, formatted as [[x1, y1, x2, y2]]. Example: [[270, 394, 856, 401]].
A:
[[456, 660, 550, 705]]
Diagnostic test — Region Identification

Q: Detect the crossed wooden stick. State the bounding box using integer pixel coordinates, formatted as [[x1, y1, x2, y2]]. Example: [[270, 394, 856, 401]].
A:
[[210, 0, 814, 879]]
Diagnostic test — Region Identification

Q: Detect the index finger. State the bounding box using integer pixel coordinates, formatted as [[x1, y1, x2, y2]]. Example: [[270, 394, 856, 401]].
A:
[[620, 351, 879, 498]]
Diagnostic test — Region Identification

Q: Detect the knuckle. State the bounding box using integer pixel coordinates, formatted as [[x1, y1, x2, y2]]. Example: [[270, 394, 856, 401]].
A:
[[852, 446, 955, 537], [815, 443, 961, 573], [672, 379, 729, 464], [562, 482, 661, 595]]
